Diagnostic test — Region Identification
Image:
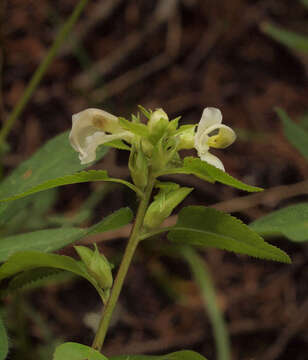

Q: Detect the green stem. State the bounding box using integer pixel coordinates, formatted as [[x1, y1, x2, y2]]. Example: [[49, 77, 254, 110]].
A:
[[92, 176, 156, 351], [0, 0, 89, 145]]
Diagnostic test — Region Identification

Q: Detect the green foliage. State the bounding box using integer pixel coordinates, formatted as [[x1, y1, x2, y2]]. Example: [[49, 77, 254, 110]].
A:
[[0, 131, 107, 225], [168, 206, 291, 263], [144, 183, 193, 229], [276, 107, 308, 160], [0, 207, 133, 262], [250, 203, 308, 242], [4, 268, 67, 294], [159, 157, 262, 192], [75, 244, 113, 289], [119, 117, 149, 137], [1, 189, 57, 233], [182, 246, 230, 360], [0, 251, 108, 302], [0, 314, 9, 360], [110, 351, 208, 360], [53, 342, 107, 360], [104, 139, 131, 151], [0, 170, 142, 202], [261, 22, 308, 53]]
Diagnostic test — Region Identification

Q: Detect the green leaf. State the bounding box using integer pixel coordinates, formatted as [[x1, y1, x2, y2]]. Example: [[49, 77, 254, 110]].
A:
[[0, 170, 142, 202], [138, 105, 152, 119], [110, 350, 208, 360], [119, 117, 149, 137], [0, 207, 133, 262], [0, 227, 84, 263], [104, 139, 131, 151], [276, 107, 308, 159], [0, 314, 9, 360], [5, 268, 67, 294], [160, 157, 262, 192], [250, 203, 308, 242], [261, 22, 308, 53], [0, 251, 107, 301], [168, 206, 291, 263], [53, 342, 107, 360], [0, 131, 107, 226]]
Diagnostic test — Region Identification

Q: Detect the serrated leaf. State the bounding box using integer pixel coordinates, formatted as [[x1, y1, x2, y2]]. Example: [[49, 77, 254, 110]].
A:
[[0, 131, 107, 226], [6, 268, 66, 294], [168, 206, 291, 263], [119, 117, 149, 137], [0, 170, 142, 202], [110, 350, 207, 360], [261, 22, 308, 53], [160, 157, 262, 192], [0, 251, 106, 301], [250, 203, 308, 242], [185, 157, 262, 192], [0, 314, 9, 360], [276, 107, 308, 159], [0, 207, 133, 262], [53, 342, 107, 360]]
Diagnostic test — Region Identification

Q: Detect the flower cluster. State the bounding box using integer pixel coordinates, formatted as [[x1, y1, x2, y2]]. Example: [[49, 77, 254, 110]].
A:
[[69, 106, 236, 171]]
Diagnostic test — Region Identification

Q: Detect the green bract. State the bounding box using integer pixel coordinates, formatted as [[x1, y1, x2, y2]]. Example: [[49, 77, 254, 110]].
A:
[[75, 244, 113, 290]]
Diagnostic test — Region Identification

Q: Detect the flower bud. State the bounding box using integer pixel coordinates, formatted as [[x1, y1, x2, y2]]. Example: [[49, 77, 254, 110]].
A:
[[128, 142, 148, 190], [75, 245, 113, 290], [147, 109, 169, 143], [144, 185, 193, 229], [177, 125, 196, 150]]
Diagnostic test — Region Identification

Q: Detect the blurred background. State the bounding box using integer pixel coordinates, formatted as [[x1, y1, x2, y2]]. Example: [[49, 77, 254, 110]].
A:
[[1, 0, 308, 359]]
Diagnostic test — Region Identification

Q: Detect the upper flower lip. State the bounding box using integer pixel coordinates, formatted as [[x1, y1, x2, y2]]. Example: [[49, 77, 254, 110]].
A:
[[69, 108, 132, 164]]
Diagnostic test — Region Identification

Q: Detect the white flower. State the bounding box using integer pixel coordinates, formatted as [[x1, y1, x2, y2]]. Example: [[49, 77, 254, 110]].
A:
[[69, 108, 132, 164], [194, 107, 236, 171]]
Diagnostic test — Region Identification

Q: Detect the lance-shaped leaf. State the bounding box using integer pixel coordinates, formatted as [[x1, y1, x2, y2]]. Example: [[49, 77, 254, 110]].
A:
[[0, 251, 108, 302], [261, 22, 308, 53], [0, 131, 107, 225], [110, 350, 208, 360], [250, 203, 308, 242], [168, 206, 291, 263], [0, 207, 133, 262], [276, 107, 308, 160], [53, 342, 107, 360], [0, 170, 143, 202], [158, 157, 262, 192]]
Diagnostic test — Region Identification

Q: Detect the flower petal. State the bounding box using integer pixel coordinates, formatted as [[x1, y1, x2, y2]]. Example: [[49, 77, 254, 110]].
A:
[[69, 108, 131, 164], [194, 131, 210, 156], [78, 132, 129, 164], [199, 151, 225, 171], [196, 107, 222, 141]]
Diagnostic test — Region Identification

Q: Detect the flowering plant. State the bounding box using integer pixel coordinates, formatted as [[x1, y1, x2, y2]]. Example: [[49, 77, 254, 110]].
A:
[[0, 106, 290, 360]]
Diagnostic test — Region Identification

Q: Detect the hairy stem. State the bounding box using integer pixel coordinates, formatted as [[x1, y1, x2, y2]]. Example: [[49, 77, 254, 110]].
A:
[[92, 176, 156, 351]]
